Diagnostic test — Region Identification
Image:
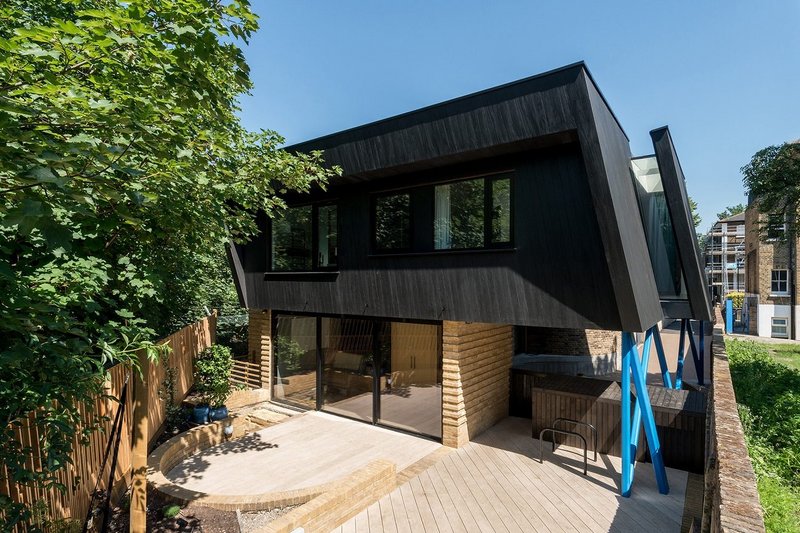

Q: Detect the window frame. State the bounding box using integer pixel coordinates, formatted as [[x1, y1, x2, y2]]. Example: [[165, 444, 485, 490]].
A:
[[432, 173, 514, 252], [369, 171, 514, 256], [770, 269, 789, 296], [771, 317, 789, 339], [766, 214, 786, 241], [269, 202, 339, 272]]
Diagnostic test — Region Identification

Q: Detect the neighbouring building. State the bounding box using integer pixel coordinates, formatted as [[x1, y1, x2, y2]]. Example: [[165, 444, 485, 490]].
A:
[[745, 204, 798, 339], [227, 62, 710, 449], [705, 212, 745, 303]]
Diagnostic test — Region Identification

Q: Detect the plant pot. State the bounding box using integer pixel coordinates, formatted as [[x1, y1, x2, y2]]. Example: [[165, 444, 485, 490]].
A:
[[191, 404, 210, 424], [208, 406, 228, 421]]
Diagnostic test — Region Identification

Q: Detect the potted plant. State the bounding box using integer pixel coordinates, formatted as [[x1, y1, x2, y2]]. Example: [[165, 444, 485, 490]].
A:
[[193, 344, 234, 423]]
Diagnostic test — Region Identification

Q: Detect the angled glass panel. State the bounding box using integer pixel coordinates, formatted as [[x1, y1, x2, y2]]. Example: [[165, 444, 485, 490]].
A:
[[632, 156, 687, 300]]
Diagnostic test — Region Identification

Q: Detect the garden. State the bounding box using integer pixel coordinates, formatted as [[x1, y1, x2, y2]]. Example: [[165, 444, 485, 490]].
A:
[[726, 339, 800, 532]]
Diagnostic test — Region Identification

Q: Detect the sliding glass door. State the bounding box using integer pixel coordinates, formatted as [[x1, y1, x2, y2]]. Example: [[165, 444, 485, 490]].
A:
[[376, 323, 442, 438], [272, 314, 443, 439], [321, 318, 375, 422]]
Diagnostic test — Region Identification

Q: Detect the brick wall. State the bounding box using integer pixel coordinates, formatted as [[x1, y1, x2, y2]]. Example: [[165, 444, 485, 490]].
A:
[[442, 321, 514, 448], [248, 309, 272, 395], [745, 205, 795, 305], [702, 313, 765, 532], [521, 327, 619, 356]]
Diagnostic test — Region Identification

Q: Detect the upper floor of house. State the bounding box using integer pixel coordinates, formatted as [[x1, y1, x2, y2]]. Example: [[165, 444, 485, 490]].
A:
[[228, 63, 711, 332]]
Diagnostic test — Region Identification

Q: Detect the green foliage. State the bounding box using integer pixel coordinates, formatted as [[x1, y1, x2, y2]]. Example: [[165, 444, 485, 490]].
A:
[[688, 196, 701, 229], [161, 504, 181, 520], [717, 203, 746, 220], [274, 336, 305, 375], [726, 339, 800, 529], [157, 346, 185, 432], [743, 142, 800, 240], [726, 291, 745, 309], [194, 345, 234, 407], [0, 0, 339, 527]]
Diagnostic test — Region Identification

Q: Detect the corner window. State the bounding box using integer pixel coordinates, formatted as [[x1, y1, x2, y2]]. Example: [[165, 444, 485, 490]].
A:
[[771, 269, 789, 295], [434, 175, 512, 250], [373, 193, 411, 251], [271, 204, 337, 271], [771, 317, 789, 339]]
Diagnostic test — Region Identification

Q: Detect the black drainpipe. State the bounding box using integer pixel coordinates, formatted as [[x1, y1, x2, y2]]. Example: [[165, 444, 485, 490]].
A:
[[791, 234, 796, 340]]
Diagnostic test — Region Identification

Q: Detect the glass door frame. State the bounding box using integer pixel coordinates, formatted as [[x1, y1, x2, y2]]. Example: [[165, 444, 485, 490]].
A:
[[271, 310, 444, 440]]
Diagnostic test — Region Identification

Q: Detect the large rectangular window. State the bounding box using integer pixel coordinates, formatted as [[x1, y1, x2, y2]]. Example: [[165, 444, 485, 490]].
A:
[[271, 206, 312, 271], [771, 269, 789, 295], [373, 193, 411, 251], [434, 175, 512, 250], [271, 204, 337, 271], [273, 315, 317, 409]]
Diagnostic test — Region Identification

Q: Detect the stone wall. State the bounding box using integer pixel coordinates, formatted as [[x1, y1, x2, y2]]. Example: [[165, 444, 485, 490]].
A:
[[520, 327, 619, 356], [702, 314, 766, 532], [442, 321, 514, 448], [248, 309, 272, 395]]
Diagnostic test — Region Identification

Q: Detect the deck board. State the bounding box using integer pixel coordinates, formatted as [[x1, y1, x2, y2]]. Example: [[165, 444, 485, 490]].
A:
[[337, 417, 688, 533]]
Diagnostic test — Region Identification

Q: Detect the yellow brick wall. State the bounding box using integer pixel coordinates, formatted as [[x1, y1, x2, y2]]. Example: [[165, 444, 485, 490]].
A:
[[442, 321, 514, 448], [248, 309, 272, 396]]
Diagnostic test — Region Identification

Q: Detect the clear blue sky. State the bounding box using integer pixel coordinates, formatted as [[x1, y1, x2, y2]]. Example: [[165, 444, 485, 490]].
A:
[[238, 1, 799, 232]]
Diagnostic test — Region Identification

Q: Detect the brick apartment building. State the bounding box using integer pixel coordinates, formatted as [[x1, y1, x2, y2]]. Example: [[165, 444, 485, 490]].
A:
[[745, 204, 797, 339]]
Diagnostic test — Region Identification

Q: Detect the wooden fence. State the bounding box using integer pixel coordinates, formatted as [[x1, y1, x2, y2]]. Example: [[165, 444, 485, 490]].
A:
[[1, 313, 217, 529], [230, 359, 263, 390]]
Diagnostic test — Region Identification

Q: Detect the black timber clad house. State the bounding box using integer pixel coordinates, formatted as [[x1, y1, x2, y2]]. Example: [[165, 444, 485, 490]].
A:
[[227, 62, 707, 444]]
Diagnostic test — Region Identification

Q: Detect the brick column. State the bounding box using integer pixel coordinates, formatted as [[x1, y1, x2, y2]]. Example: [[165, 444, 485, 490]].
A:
[[442, 321, 513, 448], [248, 309, 272, 398]]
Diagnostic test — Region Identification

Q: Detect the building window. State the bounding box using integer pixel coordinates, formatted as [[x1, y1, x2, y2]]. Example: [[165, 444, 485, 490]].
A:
[[771, 317, 789, 339], [771, 269, 789, 295], [434, 175, 512, 250], [373, 193, 411, 251], [767, 214, 786, 240], [318, 204, 338, 268], [271, 204, 338, 271]]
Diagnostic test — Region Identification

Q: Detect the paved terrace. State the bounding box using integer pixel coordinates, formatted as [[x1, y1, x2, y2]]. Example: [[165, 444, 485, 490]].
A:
[[337, 417, 691, 533]]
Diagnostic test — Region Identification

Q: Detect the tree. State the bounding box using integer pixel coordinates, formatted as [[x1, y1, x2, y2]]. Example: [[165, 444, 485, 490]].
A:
[[716, 203, 746, 220], [0, 1, 338, 527], [743, 142, 800, 239], [689, 196, 701, 229]]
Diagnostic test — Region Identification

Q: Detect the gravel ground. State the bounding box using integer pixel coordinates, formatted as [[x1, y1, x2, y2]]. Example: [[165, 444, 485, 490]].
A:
[[237, 506, 297, 532]]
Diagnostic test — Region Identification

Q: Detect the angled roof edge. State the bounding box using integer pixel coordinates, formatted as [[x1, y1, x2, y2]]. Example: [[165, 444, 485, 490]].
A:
[[650, 126, 713, 322], [286, 61, 627, 155]]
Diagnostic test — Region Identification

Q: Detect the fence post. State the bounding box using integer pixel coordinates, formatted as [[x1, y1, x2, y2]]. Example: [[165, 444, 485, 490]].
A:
[[130, 351, 149, 533], [725, 299, 733, 334]]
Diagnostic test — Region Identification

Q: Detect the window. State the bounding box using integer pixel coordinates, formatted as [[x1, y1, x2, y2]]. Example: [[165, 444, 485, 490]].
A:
[[771, 269, 789, 295], [434, 175, 512, 250], [767, 214, 786, 240], [771, 317, 789, 339], [271, 204, 337, 271], [373, 193, 411, 251], [318, 204, 337, 268]]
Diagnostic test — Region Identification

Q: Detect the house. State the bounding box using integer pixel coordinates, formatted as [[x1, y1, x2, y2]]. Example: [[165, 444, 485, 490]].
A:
[[705, 212, 746, 303], [744, 204, 797, 339], [227, 62, 710, 451]]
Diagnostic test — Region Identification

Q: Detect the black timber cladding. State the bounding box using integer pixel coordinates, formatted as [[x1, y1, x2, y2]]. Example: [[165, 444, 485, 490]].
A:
[[650, 127, 713, 322], [230, 62, 667, 332]]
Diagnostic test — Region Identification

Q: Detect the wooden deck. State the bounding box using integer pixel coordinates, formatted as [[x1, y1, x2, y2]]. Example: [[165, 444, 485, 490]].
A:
[[164, 411, 440, 495], [335, 417, 689, 533]]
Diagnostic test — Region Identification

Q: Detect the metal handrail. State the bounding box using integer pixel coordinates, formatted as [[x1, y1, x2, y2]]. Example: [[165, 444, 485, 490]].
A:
[[553, 418, 598, 461], [538, 428, 588, 475]]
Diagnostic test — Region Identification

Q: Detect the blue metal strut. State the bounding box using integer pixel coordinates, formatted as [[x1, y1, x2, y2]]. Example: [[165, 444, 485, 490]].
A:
[[620, 330, 670, 497]]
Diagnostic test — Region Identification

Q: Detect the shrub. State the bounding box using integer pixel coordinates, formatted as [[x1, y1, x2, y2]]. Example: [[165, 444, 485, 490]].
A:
[[162, 504, 181, 519], [194, 345, 234, 407], [726, 291, 745, 309]]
